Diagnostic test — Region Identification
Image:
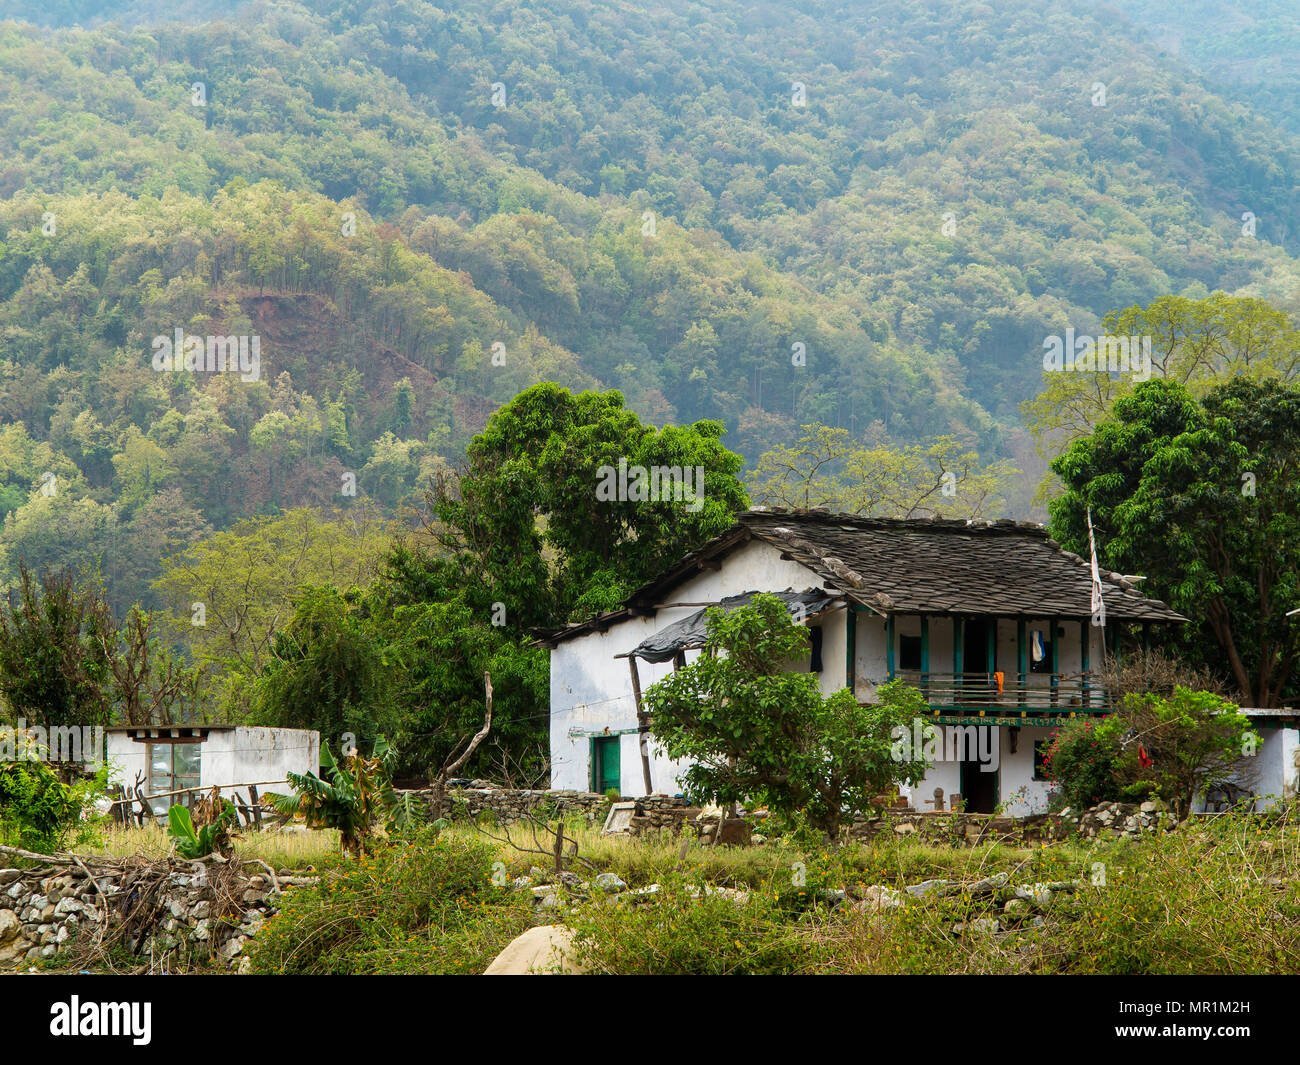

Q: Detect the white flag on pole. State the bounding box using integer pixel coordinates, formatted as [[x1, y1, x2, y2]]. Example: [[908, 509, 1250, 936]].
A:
[[1087, 506, 1105, 628]]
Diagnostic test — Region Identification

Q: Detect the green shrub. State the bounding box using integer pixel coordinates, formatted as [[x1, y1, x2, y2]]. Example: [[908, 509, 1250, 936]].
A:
[[167, 801, 236, 859], [0, 760, 105, 853], [245, 831, 534, 974], [565, 873, 818, 974], [1040, 717, 1124, 810]]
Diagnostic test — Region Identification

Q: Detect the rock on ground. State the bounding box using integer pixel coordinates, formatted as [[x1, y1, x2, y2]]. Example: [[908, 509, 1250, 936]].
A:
[[483, 925, 584, 975]]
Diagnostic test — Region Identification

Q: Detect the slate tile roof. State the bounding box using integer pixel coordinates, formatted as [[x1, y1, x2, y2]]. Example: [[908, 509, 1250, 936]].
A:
[[739, 509, 1186, 622], [538, 508, 1185, 646]]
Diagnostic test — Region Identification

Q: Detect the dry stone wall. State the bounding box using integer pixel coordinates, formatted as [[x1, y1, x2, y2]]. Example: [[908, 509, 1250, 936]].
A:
[[0, 862, 297, 971]]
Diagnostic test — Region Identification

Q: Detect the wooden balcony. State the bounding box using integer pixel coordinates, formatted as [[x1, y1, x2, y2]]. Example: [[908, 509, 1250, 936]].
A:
[[887, 669, 1115, 722]]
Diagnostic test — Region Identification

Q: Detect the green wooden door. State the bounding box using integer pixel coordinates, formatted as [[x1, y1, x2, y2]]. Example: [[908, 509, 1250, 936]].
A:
[[592, 736, 621, 795]]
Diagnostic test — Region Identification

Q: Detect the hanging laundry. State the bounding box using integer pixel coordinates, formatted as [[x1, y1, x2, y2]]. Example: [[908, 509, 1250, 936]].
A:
[[1031, 630, 1046, 663]]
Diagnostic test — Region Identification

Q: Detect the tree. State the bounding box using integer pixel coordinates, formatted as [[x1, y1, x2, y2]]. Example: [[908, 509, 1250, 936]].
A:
[[1099, 688, 1258, 818], [432, 383, 749, 628], [644, 593, 928, 839], [0, 564, 113, 730], [150, 506, 393, 715], [748, 424, 1016, 518], [1023, 293, 1300, 458], [267, 738, 405, 858], [1050, 377, 1300, 706], [253, 586, 393, 747]]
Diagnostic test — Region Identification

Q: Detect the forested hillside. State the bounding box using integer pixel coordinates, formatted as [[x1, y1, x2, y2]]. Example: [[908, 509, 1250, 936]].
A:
[[0, 0, 1297, 616]]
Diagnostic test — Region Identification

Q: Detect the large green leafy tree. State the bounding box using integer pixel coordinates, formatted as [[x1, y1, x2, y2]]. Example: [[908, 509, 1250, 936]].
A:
[[1050, 377, 1300, 706], [432, 383, 749, 628], [645, 594, 929, 839], [252, 586, 393, 748], [254, 554, 549, 784], [0, 564, 113, 729]]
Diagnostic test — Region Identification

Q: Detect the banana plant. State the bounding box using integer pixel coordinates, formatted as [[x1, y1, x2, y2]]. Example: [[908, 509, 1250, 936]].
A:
[[168, 800, 237, 860], [267, 737, 418, 856]]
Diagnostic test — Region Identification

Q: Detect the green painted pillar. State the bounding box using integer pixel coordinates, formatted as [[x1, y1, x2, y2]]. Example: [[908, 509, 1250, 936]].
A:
[[953, 616, 964, 700], [1016, 618, 1027, 708], [920, 615, 930, 691], [886, 614, 895, 680], [1049, 616, 1060, 705]]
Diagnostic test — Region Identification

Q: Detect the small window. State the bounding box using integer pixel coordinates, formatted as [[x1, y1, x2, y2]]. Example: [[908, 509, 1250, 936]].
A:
[[809, 626, 823, 673], [148, 742, 202, 816], [899, 634, 922, 671], [1033, 740, 1051, 781]]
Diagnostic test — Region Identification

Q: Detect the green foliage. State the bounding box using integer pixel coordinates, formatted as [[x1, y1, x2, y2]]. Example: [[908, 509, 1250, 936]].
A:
[[244, 832, 533, 975], [1100, 688, 1259, 817], [166, 800, 236, 860], [1025, 293, 1300, 455], [1050, 377, 1300, 705], [1041, 718, 1125, 811], [253, 585, 392, 744], [432, 383, 748, 630], [749, 424, 1016, 519], [267, 738, 399, 857], [646, 594, 929, 838], [1044, 690, 1259, 816], [0, 564, 113, 729], [0, 757, 105, 854], [566, 873, 811, 975]]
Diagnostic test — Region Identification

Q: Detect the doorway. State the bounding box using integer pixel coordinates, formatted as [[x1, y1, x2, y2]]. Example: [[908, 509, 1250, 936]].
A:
[[963, 617, 993, 674], [960, 756, 999, 814], [591, 736, 621, 796]]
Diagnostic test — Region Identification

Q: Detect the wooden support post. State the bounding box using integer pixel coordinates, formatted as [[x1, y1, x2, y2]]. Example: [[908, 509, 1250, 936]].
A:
[[249, 784, 263, 830], [919, 615, 930, 695], [1016, 618, 1027, 708], [628, 655, 654, 797], [1080, 620, 1091, 706]]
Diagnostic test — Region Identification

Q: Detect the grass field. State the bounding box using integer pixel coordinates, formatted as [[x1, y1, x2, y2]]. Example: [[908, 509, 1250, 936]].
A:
[[67, 811, 1300, 974]]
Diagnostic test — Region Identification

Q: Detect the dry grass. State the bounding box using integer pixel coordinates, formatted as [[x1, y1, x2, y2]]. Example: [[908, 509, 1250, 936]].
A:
[[79, 822, 342, 868]]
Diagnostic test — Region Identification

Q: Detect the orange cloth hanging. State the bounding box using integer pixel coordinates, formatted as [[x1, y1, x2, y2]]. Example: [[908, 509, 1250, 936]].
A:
[[993, 671, 1004, 695]]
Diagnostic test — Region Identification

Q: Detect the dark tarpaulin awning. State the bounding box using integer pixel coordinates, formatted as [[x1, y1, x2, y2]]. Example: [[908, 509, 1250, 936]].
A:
[[627, 588, 840, 663]]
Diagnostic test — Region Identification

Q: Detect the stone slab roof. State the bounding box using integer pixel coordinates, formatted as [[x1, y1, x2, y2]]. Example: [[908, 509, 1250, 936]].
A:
[[739, 509, 1186, 622], [538, 508, 1185, 647]]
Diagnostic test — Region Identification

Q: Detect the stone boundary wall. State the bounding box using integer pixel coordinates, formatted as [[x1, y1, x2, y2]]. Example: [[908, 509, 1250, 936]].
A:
[[0, 863, 297, 971], [406, 786, 1184, 845], [850, 800, 1179, 844], [411, 787, 698, 832]]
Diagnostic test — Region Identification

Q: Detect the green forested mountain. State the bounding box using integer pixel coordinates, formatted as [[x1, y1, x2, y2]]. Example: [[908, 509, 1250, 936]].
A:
[[1099, 0, 1300, 139], [0, 0, 1297, 615]]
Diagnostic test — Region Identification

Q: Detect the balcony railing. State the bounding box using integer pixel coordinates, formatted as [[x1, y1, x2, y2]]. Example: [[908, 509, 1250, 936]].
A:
[[889, 670, 1113, 712]]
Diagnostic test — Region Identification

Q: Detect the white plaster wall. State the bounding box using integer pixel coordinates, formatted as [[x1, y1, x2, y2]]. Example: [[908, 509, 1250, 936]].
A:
[[549, 539, 840, 795], [900, 726, 1057, 815], [854, 614, 889, 702], [1188, 724, 1297, 813], [106, 727, 320, 811]]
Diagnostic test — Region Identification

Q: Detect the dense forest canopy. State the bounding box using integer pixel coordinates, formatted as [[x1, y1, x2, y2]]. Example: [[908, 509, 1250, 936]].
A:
[[0, 0, 1297, 740]]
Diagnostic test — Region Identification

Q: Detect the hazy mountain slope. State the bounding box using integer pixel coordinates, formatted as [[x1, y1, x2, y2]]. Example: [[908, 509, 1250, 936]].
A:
[[0, 0, 1294, 562]]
